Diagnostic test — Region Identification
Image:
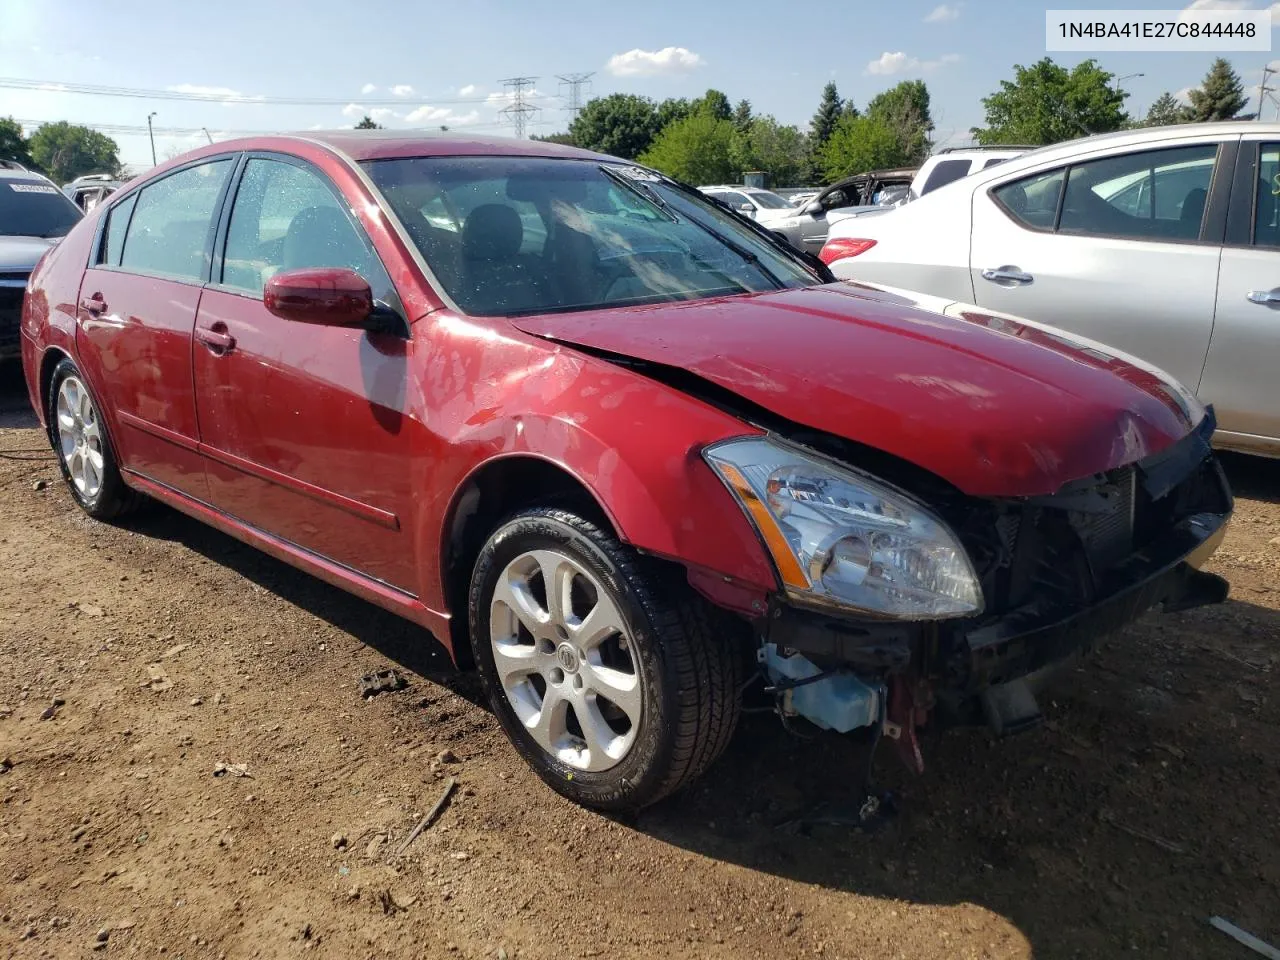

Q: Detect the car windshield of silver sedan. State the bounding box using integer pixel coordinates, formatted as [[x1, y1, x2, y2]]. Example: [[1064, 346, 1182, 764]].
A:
[[363, 156, 819, 316], [0, 179, 83, 238]]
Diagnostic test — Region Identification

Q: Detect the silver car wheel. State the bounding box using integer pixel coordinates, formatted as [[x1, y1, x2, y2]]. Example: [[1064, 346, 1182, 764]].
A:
[[489, 549, 642, 772], [55, 375, 104, 500]]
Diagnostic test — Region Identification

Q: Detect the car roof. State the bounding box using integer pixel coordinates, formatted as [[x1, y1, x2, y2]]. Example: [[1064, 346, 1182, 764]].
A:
[[0, 167, 55, 182], [256, 130, 612, 164], [987, 121, 1280, 172]]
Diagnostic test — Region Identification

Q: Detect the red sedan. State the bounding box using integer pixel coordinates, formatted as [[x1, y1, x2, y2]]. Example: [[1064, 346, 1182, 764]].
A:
[[20, 133, 1231, 813]]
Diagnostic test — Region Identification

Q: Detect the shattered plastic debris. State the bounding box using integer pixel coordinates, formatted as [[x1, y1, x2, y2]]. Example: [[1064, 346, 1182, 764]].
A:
[[359, 669, 407, 698]]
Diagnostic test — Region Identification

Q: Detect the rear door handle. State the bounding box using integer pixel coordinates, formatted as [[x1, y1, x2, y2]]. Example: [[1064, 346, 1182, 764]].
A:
[[1247, 288, 1280, 305], [79, 293, 106, 315], [981, 266, 1035, 286], [196, 323, 236, 355]]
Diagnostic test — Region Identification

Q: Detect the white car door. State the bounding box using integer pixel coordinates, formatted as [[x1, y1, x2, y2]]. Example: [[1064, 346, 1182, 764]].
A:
[[1197, 136, 1280, 453], [969, 136, 1230, 393]]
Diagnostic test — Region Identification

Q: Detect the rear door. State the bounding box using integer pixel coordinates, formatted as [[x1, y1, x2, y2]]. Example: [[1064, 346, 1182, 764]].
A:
[[192, 154, 418, 591], [75, 157, 235, 498], [1198, 138, 1280, 451], [969, 137, 1230, 392]]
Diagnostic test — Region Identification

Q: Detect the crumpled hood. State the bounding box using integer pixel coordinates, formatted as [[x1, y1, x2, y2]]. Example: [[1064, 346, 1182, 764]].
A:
[[0, 235, 58, 273], [509, 283, 1202, 498]]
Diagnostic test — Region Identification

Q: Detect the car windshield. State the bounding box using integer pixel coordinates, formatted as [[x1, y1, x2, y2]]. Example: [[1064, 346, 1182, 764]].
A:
[[363, 156, 819, 317], [745, 190, 793, 210], [0, 179, 83, 238]]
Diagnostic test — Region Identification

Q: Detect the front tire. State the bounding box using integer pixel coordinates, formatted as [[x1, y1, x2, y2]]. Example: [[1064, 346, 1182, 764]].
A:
[[47, 358, 139, 520], [468, 508, 743, 810]]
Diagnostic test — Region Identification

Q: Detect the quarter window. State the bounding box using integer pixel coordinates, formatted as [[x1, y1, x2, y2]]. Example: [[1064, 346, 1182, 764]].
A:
[[100, 192, 137, 267], [221, 158, 390, 298], [920, 159, 971, 195], [119, 160, 232, 281], [993, 168, 1065, 230]]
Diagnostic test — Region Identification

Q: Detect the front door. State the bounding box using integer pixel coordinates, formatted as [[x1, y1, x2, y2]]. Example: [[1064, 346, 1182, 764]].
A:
[[970, 141, 1226, 393], [75, 157, 235, 498], [192, 155, 418, 592]]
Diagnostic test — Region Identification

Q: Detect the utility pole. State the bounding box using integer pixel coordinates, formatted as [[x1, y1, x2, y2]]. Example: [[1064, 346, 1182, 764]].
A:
[[1260, 66, 1276, 121], [201, 127, 213, 145], [147, 112, 157, 166], [557, 72, 594, 125], [498, 76, 539, 138]]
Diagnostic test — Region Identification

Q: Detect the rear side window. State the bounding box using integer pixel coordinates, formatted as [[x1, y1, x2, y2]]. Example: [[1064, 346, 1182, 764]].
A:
[[100, 193, 138, 267], [982, 156, 1009, 169], [1253, 144, 1280, 247], [919, 159, 972, 195], [993, 168, 1065, 230], [120, 160, 232, 281], [1058, 145, 1217, 241]]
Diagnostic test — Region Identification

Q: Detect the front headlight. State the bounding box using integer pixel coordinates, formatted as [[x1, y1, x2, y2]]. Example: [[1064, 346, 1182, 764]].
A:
[[705, 437, 983, 619]]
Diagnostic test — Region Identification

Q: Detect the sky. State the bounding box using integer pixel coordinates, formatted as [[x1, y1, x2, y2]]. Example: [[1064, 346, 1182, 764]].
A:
[[3, 0, 1280, 174]]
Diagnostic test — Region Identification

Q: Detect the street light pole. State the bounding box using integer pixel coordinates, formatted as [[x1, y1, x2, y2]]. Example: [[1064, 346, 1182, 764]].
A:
[[147, 112, 157, 166], [1115, 72, 1144, 99], [201, 127, 213, 145]]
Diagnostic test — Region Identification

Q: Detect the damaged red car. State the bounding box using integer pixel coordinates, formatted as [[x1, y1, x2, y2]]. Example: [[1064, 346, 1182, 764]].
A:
[[20, 133, 1232, 812]]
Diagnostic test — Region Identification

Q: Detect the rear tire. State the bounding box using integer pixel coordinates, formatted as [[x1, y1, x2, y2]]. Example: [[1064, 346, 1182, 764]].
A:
[[47, 358, 140, 521], [468, 507, 743, 810]]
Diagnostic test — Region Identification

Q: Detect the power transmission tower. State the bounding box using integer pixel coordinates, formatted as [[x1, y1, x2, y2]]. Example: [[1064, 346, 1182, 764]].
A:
[[557, 72, 594, 124], [498, 76, 539, 138]]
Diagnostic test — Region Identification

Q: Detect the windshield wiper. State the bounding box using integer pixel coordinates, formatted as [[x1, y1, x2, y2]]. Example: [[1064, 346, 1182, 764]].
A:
[[598, 165, 677, 222]]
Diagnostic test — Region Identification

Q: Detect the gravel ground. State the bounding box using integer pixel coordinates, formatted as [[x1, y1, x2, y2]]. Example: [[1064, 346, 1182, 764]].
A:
[[0, 359, 1277, 960]]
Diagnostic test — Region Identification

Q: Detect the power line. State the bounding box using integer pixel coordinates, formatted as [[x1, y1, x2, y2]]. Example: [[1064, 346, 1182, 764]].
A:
[[557, 72, 594, 124], [498, 77, 539, 139], [0, 76, 557, 107], [13, 117, 511, 138]]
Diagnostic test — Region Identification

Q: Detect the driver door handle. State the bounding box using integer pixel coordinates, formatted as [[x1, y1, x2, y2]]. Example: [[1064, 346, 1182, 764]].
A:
[[1247, 288, 1280, 305], [196, 323, 236, 355], [981, 266, 1035, 286]]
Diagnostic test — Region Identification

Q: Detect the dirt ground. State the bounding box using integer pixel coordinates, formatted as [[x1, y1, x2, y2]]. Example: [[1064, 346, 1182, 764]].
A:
[[0, 359, 1277, 960]]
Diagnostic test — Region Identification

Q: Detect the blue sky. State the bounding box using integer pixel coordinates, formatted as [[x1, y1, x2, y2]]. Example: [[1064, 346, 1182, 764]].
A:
[[2, 0, 1280, 173]]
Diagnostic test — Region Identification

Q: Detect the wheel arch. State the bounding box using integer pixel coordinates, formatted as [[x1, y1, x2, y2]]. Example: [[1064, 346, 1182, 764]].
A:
[[38, 345, 74, 434]]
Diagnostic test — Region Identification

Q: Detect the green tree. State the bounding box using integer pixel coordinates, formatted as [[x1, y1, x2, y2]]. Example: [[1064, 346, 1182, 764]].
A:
[[733, 99, 753, 132], [1145, 92, 1191, 126], [355, 115, 382, 129], [27, 122, 122, 182], [733, 116, 809, 186], [866, 80, 934, 164], [971, 57, 1128, 146], [532, 132, 576, 145], [656, 97, 691, 129], [691, 89, 732, 121], [810, 82, 844, 148], [569, 93, 661, 159], [1186, 58, 1247, 122], [638, 112, 739, 184], [0, 117, 34, 169], [819, 114, 911, 182]]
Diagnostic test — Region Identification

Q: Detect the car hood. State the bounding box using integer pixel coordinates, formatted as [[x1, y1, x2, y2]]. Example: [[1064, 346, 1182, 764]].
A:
[[0, 235, 58, 273], [509, 283, 1202, 498]]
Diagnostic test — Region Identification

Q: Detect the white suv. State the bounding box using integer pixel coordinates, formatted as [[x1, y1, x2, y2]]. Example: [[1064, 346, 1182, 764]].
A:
[[908, 146, 1031, 200]]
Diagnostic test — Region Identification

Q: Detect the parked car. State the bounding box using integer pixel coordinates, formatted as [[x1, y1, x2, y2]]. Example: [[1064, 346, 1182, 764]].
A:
[[1, 161, 83, 360], [908, 145, 1031, 199], [698, 185, 813, 250], [63, 173, 124, 212], [822, 121, 1280, 457], [786, 190, 819, 208], [21, 134, 1231, 814]]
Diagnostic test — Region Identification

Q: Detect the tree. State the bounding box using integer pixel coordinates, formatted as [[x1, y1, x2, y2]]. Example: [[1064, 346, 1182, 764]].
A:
[[691, 89, 732, 121], [0, 117, 34, 169], [810, 82, 844, 148], [819, 114, 911, 182], [866, 80, 934, 164], [1145, 92, 1191, 126], [733, 99, 753, 132], [733, 116, 809, 186], [27, 122, 122, 182], [569, 93, 661, 159], [971, 58, 1128, 146], [355, 115, 382, 129], [532, 132, 576, 145], [638, 112, 739, 184], [656, 97, 691, 129], [1186, 58, 1247, 122]]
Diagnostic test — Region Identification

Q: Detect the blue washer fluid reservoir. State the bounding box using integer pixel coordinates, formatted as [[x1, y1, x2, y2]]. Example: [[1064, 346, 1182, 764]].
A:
[[762, 643, 880, 733]]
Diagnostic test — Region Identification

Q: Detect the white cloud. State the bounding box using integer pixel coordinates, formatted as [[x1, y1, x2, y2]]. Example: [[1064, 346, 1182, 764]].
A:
[[361, 83, 377, 94], [167, 83, 242, 98], [458, 84, 477, 96], [405, 104, 480, 126], [924, 3, 960, 22], [341, 103, 366, 119], [1179, 0, 1280, 27], [605, 46, 704, 77], [369, 107, 398, 121], [1174, 85, 1194, 104], [864, 51, 959, 76], [391, 84, 415, 97]]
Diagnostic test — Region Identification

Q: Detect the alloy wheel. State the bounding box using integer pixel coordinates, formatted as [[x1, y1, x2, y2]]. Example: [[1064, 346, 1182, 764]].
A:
[[55, 375, 105, 501]]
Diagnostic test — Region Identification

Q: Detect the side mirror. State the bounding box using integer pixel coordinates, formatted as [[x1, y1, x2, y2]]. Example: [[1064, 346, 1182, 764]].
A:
[[803, 200, 823, 216], [738, 203, 756, 217], [264, 267, 373, 327]]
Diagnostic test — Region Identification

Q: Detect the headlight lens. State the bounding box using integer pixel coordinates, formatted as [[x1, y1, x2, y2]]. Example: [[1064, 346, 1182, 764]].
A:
[[705, 437, 983, 619]]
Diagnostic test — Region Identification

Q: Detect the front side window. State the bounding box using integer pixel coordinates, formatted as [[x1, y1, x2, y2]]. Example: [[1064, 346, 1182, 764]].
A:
[[0, 178, 82, 239], [120, 160, 232, 281], [1058, 145, 1217, 241], [221, 157, 389, 298], [715, 190, 752, 210], [745, 190, 792, 210], [1254, 144, 1280, 247], [365, 156, 818, 317]]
